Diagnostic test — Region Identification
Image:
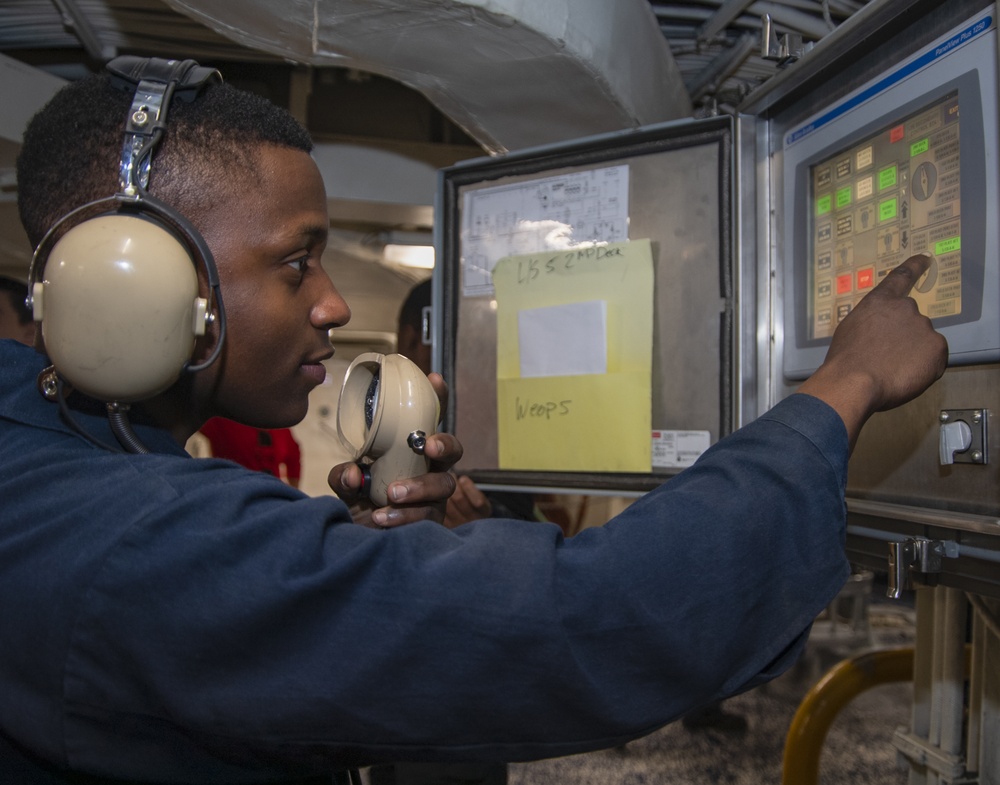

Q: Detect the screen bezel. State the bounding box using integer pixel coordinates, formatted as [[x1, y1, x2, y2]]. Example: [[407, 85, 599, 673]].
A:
[[792, 70, 986, 356]]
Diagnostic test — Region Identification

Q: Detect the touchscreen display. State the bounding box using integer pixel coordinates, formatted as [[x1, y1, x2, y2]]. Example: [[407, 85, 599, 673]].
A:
[[808, 92, 961, 340]]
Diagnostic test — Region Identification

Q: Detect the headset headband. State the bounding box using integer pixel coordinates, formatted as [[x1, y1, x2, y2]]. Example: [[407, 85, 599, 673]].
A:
[[106, 57, 222, 196]]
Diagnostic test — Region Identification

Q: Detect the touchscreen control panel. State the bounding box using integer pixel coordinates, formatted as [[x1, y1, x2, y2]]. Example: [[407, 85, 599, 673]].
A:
[[808, 92, 962, 339]]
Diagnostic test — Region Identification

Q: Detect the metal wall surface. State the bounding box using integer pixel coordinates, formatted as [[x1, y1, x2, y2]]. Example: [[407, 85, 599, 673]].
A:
[[848, 365, 998, 516]]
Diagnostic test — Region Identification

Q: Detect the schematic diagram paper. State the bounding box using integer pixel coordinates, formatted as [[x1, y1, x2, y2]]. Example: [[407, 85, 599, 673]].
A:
[[460, 165, 630, 297]]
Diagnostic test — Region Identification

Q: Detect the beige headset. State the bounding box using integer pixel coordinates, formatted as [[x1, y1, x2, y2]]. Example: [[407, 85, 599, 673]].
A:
[[27, 56, 226, 407]]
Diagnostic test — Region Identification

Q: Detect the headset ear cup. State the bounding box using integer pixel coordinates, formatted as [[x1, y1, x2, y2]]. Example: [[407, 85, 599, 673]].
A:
[[35, 213, 207, 402]]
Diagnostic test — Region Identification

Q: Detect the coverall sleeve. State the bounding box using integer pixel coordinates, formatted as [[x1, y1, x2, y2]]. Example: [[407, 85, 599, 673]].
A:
[[14, 394, 849, 780]]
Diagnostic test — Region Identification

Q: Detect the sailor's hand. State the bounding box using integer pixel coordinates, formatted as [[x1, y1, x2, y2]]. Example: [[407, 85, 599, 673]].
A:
[[799, 253, 948, 449], [329, 373, 464, 527]]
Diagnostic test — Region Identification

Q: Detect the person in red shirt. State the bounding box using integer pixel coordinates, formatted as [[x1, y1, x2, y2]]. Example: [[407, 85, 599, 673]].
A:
[[200, 418, 302, 488]]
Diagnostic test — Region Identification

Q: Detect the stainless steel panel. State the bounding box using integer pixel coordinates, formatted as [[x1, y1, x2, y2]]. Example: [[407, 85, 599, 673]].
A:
[[848, 365, 999, 516]]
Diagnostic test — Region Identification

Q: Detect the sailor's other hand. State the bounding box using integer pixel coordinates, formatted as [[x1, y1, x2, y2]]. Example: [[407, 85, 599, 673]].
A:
[[444, 475, 493, 528]]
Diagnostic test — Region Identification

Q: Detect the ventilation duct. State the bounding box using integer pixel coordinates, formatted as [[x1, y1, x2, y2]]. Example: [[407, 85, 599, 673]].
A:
[[164, 0, 692, 154]]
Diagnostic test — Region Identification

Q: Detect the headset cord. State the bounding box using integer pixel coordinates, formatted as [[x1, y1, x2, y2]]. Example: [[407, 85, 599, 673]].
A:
[[106, 402, 152, 454], [53, 374, 121, 453], [52, 373, 151, 454]]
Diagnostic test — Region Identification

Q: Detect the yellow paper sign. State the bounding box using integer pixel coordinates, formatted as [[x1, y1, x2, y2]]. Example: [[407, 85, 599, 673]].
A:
[[493, 239, 654, 472]]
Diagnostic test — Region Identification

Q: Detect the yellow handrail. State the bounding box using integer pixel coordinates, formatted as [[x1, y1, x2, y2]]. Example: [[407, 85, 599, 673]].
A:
[[781, 647, 914, 785]]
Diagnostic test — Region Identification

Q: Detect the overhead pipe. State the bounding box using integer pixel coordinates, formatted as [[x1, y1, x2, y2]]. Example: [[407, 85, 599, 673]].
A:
[[698, 0, 757, 41], [686, 31, 757, 101], [49, 0, 115, 61]]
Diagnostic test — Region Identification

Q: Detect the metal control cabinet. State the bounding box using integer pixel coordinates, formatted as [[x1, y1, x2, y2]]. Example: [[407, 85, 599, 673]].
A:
[[740, 1, 1000, 780], [741, 0, 1000, 599]]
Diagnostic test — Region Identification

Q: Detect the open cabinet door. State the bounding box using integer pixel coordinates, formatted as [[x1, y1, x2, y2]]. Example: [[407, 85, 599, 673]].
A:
[[435, 115, 748, 494]]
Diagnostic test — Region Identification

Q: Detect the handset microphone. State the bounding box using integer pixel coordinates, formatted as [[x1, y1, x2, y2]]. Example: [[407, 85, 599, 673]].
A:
[[336, 353, 441, 506]]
